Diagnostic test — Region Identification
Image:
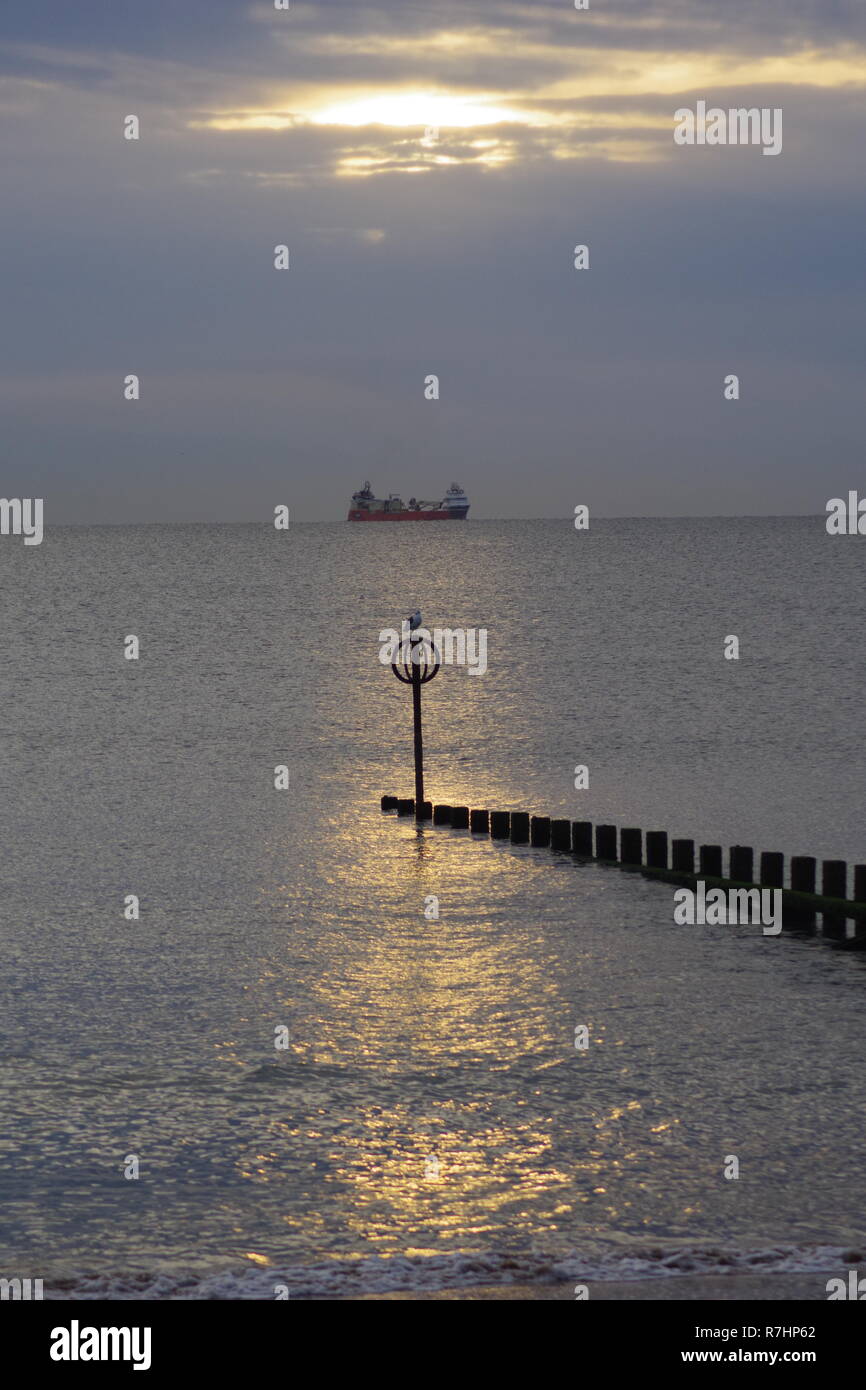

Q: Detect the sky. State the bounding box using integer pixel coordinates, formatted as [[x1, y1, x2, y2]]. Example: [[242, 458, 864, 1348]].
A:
[[1, 0, 864, 521]]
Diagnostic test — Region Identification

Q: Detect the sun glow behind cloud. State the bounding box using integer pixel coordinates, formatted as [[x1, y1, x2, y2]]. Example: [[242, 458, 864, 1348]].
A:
[[307, 91, 531, 129], [185, 24, 866, 179], [192, 89, 558, 174]]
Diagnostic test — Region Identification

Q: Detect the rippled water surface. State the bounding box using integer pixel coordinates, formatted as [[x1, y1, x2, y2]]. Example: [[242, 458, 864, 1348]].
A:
[[0, 519, 864, 1295]]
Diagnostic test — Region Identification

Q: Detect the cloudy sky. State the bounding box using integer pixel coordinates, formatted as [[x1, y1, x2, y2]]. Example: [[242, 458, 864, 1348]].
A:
[[2, 0, 864, 520]]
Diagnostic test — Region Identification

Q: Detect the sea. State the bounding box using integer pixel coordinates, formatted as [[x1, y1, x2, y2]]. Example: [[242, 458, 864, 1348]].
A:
[[0, 517, 864, 1298]]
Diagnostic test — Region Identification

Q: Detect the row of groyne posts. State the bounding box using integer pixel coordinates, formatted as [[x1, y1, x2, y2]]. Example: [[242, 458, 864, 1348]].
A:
[[382, 628, 865, 935], [380, 795, 866, 932]]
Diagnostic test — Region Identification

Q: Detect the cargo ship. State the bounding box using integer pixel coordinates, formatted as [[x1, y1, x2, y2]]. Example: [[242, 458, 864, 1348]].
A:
[[348, 481, 469, 521]]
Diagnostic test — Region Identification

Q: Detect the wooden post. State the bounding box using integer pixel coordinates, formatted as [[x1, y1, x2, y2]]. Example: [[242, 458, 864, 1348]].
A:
[[760, 851, 784, 887], [450, 805, 469, 829], [671, 839, 694, 873], [531, 816, 551, 847], [729, 846, 753, 882], [572, 821, 593, 855], [416, 800, 432, 820], [470, 808, 489, 833], [822, 860, 847, 899], [490, 810, 510, 839], [551, 819, 571, 849], [381, 795, 398, 811], [595, 825, 617, 860], [510, 811, 529, 843], [646, 831, 668, 868], [822, 860, 847, 937], [788, 855, 817, 928], [854, 866, 866, 937], [620, 828, 642, 865], [700, 845, 722, 877], [433, 804, 452, 824], [790, 856, 816, 894], [397, 798, 414, 816]]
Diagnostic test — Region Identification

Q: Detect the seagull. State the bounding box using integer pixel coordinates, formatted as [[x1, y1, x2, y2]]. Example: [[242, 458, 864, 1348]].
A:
[[407, 609, 422, 630]]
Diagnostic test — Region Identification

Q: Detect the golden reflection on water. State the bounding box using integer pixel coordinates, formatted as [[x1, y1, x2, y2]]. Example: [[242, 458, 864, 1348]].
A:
[[346, 822, 566, 1245], [238, 796, 596, 1250], [233, 740, 698, 1258]]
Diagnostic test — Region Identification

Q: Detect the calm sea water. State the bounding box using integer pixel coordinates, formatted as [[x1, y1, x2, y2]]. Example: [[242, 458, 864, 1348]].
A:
[[0, 518, 864, 1297]]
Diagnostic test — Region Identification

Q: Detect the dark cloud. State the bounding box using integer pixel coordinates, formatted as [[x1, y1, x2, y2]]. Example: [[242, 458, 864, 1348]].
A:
[[3, 0, 865, 88]]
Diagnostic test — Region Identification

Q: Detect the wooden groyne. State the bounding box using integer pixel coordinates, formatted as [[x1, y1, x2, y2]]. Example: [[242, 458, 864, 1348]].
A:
[[380, 796, 866, 927]]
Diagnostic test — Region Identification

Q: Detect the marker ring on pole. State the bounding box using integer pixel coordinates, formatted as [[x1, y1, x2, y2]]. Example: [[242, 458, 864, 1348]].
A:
[[391, 635, 440, 684]]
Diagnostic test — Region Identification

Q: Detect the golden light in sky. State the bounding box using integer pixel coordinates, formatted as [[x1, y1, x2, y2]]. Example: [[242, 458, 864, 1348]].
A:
[[307, 91, 529, 129], [187, 33, 866, 180]]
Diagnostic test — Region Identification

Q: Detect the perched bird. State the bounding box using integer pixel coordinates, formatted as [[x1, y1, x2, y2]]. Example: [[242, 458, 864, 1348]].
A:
[[407, 609, 422, 630]]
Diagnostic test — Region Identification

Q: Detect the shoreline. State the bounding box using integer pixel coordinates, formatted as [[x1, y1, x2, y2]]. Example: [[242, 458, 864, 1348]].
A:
[[355, 1273, 836, 1301]]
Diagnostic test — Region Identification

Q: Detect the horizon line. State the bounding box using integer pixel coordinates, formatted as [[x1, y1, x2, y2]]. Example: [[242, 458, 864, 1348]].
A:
[[30, 512, 828, 527]]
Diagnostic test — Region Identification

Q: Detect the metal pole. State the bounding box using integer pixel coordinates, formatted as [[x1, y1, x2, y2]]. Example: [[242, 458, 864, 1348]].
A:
[[412, 647, 424, 811], [390, 626, 439, 818]]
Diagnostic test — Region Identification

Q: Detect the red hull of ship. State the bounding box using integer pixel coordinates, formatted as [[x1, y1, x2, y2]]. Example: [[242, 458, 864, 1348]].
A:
[[347, 509, 466, 521]]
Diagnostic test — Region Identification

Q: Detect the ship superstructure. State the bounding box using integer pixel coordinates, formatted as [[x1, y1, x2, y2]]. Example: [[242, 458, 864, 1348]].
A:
[[348, 482, 469, 521]]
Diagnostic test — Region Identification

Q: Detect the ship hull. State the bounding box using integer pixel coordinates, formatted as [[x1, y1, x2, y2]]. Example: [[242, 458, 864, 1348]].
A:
[[347, 509, 468, 521]]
